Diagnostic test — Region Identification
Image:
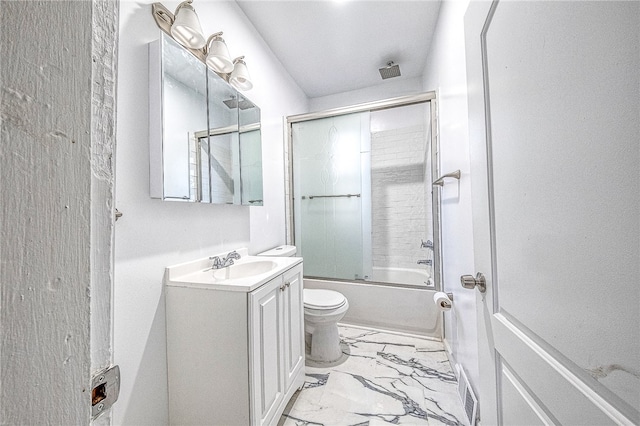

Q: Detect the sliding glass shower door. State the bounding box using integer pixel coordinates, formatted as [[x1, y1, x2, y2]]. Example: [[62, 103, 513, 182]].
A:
[[292, 112, 372, 280]]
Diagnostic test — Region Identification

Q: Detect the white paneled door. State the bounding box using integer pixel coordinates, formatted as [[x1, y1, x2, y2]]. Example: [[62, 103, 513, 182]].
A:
[[464, 1, 639, 424]]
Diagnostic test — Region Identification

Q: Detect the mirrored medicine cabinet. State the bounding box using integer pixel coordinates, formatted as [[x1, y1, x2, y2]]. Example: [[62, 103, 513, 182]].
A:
[[149, 33, 263, 205]]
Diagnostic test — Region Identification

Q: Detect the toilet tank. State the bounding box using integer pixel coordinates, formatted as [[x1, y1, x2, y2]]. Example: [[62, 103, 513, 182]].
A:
[[258, 245, 297, 257]]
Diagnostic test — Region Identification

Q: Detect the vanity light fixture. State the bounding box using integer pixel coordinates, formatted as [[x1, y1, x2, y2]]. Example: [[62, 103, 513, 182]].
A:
[[229, 56, 253, 91], [151, 2, 253, 90], [205, 32, 234, 74], [171, 0, 206, 49]]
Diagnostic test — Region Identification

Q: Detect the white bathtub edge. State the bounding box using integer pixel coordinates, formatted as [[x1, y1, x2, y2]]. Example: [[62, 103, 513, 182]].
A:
[[305, 278, 442, 339]]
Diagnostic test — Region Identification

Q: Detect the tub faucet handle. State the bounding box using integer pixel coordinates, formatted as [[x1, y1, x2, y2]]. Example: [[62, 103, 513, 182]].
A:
[[421, 239, 433, 249]]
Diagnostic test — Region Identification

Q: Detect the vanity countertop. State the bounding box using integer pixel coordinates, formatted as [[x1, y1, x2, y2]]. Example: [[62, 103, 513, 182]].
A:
[[165, 248, 302, 292]]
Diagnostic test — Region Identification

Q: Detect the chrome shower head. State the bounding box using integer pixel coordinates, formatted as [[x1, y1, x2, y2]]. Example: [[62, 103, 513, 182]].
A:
[[379, 61, 401, 79], [222, 96, 254, 110]]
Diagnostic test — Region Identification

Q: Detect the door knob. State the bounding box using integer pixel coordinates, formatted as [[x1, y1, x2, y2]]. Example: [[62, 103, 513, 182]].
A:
[[460, 272, 486, 293]]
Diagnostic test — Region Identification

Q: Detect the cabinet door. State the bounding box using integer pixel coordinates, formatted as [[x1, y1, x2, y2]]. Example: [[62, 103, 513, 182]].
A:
[[282, 265, 304, 389], [249, 277, 284, 426]]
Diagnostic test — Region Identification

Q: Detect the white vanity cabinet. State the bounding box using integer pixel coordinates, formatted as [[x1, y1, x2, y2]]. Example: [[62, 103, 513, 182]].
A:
[[165, 256, 304, 426], [249, 264, 304, 425]]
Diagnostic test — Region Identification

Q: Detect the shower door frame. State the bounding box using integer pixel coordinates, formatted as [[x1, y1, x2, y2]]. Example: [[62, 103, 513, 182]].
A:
[[285, 92, 443, 291]]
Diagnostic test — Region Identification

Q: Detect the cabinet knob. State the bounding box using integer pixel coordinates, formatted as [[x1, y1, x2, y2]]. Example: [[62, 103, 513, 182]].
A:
[[285, 281, 291, 288], [280, 285, 286, 291]]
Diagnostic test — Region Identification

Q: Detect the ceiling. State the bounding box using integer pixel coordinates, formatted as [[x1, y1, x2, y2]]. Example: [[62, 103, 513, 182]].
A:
[[235, 0, 442, 99]]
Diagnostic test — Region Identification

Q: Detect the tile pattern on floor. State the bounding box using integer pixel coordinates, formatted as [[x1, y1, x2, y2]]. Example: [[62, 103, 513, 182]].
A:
[[280, 325, 466, 425]]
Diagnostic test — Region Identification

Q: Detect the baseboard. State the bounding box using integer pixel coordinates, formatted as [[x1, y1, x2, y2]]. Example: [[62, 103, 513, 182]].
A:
[[443, 337, 455, 368]]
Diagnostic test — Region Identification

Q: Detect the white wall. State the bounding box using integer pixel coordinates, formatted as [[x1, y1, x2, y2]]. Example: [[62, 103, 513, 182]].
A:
[[114, 1, 307, 424], [309, 76, 424, 112], [421, 0, 479, 395]]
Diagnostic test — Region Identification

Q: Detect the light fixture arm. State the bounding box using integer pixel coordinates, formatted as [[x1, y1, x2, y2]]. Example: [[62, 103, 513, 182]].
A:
[[152, 2, 175, 27], [152, 1, 198, 28], [205, 32, 224, 51], [174, 0, 194, 16]]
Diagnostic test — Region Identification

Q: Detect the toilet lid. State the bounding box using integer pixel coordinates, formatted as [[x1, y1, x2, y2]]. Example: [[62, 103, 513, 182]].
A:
[[304, 289, 346, 310]]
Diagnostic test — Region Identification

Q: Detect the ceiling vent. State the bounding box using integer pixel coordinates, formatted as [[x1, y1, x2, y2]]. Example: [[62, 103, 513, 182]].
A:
[[379, 61, 401, 79]]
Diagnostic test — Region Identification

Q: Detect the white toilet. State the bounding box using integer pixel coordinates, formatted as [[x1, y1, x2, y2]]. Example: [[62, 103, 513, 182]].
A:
[[303, 288, 349, 363], [258, 246, 349, 363]]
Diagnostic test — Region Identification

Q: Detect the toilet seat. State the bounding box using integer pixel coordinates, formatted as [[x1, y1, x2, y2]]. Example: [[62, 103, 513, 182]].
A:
[[304, 289, 346, 310]]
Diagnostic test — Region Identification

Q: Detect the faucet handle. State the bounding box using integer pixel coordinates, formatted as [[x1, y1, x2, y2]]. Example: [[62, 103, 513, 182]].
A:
[[421, 239, 434, 249], [225, 250, 241, 261], [209, 256, 223, 269]]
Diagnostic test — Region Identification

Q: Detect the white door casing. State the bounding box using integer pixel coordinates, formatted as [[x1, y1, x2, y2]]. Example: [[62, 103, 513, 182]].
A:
[[465, 1, 639, 425]]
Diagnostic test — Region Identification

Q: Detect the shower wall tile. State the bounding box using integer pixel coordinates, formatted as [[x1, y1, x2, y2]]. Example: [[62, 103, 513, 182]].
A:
[[371, 125, 433, 271]]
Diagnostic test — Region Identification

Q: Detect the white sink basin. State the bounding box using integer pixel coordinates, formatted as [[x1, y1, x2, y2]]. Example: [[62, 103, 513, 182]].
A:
[[213, 260, 278, 281], [165, 249, 302, 292]]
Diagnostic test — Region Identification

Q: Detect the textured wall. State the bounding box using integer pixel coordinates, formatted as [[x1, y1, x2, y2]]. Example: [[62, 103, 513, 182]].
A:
[[1, 0, 117, 424], [90, 1, 119, 424]]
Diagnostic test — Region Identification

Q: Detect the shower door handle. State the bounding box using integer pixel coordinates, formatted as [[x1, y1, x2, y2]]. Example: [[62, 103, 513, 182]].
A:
[[460, 273, 486, 293]]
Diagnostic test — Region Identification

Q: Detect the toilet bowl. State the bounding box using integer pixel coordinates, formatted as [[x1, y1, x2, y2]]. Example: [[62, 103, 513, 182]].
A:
[[303, 289, 349, 363], [257, 246, 350, 363]]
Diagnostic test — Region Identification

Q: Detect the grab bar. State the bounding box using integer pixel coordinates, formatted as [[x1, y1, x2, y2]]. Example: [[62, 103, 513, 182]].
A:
[[432, 170, 461, 186], [302, 194, 361, 200]]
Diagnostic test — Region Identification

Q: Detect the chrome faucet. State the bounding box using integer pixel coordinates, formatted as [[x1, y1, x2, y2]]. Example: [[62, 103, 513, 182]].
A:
[[417, 259, 433, 266], [210, 250, 241, 269]]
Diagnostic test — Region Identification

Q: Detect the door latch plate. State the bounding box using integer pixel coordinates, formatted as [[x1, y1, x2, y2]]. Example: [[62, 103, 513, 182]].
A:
[[91, 365, 120, 420]]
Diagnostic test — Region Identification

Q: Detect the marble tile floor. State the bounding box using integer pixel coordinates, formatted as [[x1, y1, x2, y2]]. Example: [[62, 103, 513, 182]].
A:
[[279, 325, 467, 425]]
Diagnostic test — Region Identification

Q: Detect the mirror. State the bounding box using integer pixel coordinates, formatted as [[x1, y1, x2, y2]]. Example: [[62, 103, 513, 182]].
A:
[[149, 33, 207, 201], [149, 33, 263, 205], [199, 67, 239, 204], [238, 94, 263, 205]]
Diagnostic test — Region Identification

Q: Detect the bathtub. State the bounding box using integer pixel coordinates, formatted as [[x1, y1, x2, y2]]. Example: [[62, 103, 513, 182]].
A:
[[369, 266, 433, 288], [304, 278, 442, 339]]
